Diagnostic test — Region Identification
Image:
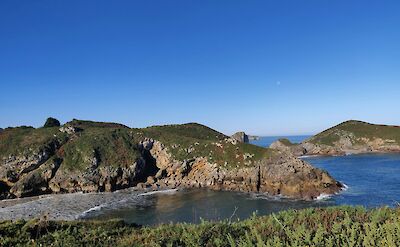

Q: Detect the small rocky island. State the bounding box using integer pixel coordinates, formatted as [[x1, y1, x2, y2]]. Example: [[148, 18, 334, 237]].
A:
[[0, 118, 342, 201], [270, 120, 400, 156]]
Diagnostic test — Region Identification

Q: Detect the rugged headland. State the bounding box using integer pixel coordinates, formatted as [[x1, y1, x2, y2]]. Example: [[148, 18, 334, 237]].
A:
[[0, 118, 342, 200], [270, 120, 400, 156]]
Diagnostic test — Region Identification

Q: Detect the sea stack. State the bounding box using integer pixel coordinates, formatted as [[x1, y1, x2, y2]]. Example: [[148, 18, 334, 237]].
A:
[[231, 131, 249, 143]]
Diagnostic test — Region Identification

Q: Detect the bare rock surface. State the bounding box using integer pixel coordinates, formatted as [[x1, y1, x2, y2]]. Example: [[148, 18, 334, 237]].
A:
[[231, 132, 249, 143], [0, 120, 342, 202]]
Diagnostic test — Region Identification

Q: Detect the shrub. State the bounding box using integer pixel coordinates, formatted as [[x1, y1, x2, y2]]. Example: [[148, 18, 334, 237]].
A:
[[44, 117, 61, 128]]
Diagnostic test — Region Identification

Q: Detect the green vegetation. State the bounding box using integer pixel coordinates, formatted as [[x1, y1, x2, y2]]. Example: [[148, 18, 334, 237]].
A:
[[140, 123, 272, 169], [0, 126, 68, 158], [1, 120, 272, 171], [278, 138, 295, 146], [308, 120, 400, 146], [61, 128, 142, 171], [44, 117, 61, 128], [1, 206, 400, 246], [66, 119, 129, 129]]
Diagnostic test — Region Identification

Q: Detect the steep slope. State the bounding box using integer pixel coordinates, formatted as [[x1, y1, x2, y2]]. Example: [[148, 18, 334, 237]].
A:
[[0, 119, 342, 200]]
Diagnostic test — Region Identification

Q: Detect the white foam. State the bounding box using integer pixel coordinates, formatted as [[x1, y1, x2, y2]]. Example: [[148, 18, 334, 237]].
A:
[[78, 205, 105, 218], [137, 189, 178, 196], [299, 155, 323, 159], [341, 183, 349, 191], [315, 193, 331, 201]]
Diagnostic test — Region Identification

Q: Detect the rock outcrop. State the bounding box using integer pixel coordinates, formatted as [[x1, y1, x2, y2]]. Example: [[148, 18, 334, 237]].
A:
[[270, 120, 400, 156], [134, 140, 341, 200], [0, 119, 343, 200], [270, 139, 306, 156], [231, 132, 249, 143]]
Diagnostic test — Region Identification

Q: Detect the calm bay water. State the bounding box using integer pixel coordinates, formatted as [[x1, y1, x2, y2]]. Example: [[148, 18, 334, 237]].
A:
[[2, 136, 400, 225]]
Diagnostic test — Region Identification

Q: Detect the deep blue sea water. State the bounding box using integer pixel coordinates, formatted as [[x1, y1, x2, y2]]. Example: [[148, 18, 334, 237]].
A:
[[303, 154, 400, 208]]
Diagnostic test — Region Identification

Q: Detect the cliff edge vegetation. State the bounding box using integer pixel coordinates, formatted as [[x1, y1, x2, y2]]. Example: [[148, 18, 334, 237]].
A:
[[270, 120, 400, 156], [0, 118, 342, 200]]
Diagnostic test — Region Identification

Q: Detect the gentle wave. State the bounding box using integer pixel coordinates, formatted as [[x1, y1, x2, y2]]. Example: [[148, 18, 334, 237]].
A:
[[247, 192, 290, 201], [341, 183, 349, 191], [79, 205, 104, 217], [315, 193, 331, 201], [137, 188, 179, 197], [78, 189, 179, 218]]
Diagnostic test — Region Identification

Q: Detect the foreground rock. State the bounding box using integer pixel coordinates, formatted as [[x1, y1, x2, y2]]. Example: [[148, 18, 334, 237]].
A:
[[270, 120, 400, 156], [0, 119, 342, 200]]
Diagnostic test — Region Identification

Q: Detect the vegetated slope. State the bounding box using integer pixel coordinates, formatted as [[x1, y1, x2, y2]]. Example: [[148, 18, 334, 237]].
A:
[[140, 123, 270, 169], [0, 119, 341, 200], [270, 120, 400, 156], [308, 120, 400, 146], [1, 206, 399, 246]]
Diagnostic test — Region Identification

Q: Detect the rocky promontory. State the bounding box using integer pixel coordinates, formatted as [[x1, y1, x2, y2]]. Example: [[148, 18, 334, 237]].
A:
[[231, 132, 249, 143], [270, 120, 400, 156], [0, 118, 342, 200]]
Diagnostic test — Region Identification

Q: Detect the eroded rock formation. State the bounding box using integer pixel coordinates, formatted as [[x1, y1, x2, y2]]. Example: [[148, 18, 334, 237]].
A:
[[231, 132, 249, 143], [0, 120, 343, 200]]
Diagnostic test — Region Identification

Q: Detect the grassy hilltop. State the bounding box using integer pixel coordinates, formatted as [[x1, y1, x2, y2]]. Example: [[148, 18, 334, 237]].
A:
[[1, 206, 400, 246], [270, 120, 400, 156], [0, 119, 270, 172], [307, 120, 400, 146]]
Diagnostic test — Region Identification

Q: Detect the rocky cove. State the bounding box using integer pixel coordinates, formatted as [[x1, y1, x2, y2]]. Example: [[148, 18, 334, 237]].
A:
[[0, 119, 342, 204]]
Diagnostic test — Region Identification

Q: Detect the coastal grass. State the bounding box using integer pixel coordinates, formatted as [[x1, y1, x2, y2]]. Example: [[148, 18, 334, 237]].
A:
[[277, 138, 296, 146], [61, 128, 142, 171], [1, 120, 272, 172], [1, 206, 400, 246], [0, 126, 68, 158], [308, 120, 400, 146], [140, 123, 272, 169]]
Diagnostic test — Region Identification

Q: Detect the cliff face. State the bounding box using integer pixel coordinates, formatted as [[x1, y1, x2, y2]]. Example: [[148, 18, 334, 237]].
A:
[[270, 121, 400, 156], [231, 132, 249, 143], [0, 119, 342, 200]]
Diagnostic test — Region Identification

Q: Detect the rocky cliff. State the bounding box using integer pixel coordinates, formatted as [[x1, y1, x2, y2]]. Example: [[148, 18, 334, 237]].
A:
[[270, 120, 400, 156], [0, 119, 342, 200], [231, 132, 249, 143]]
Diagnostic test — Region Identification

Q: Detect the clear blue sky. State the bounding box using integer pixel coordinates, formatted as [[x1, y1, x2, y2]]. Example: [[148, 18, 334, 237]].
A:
[[1, 1, 399, 135]]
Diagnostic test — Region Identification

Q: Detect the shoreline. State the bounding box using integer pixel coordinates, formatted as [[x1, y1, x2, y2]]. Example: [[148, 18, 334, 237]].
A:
[[0, 185, 347, 222], [299, 150, 400, 158]]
